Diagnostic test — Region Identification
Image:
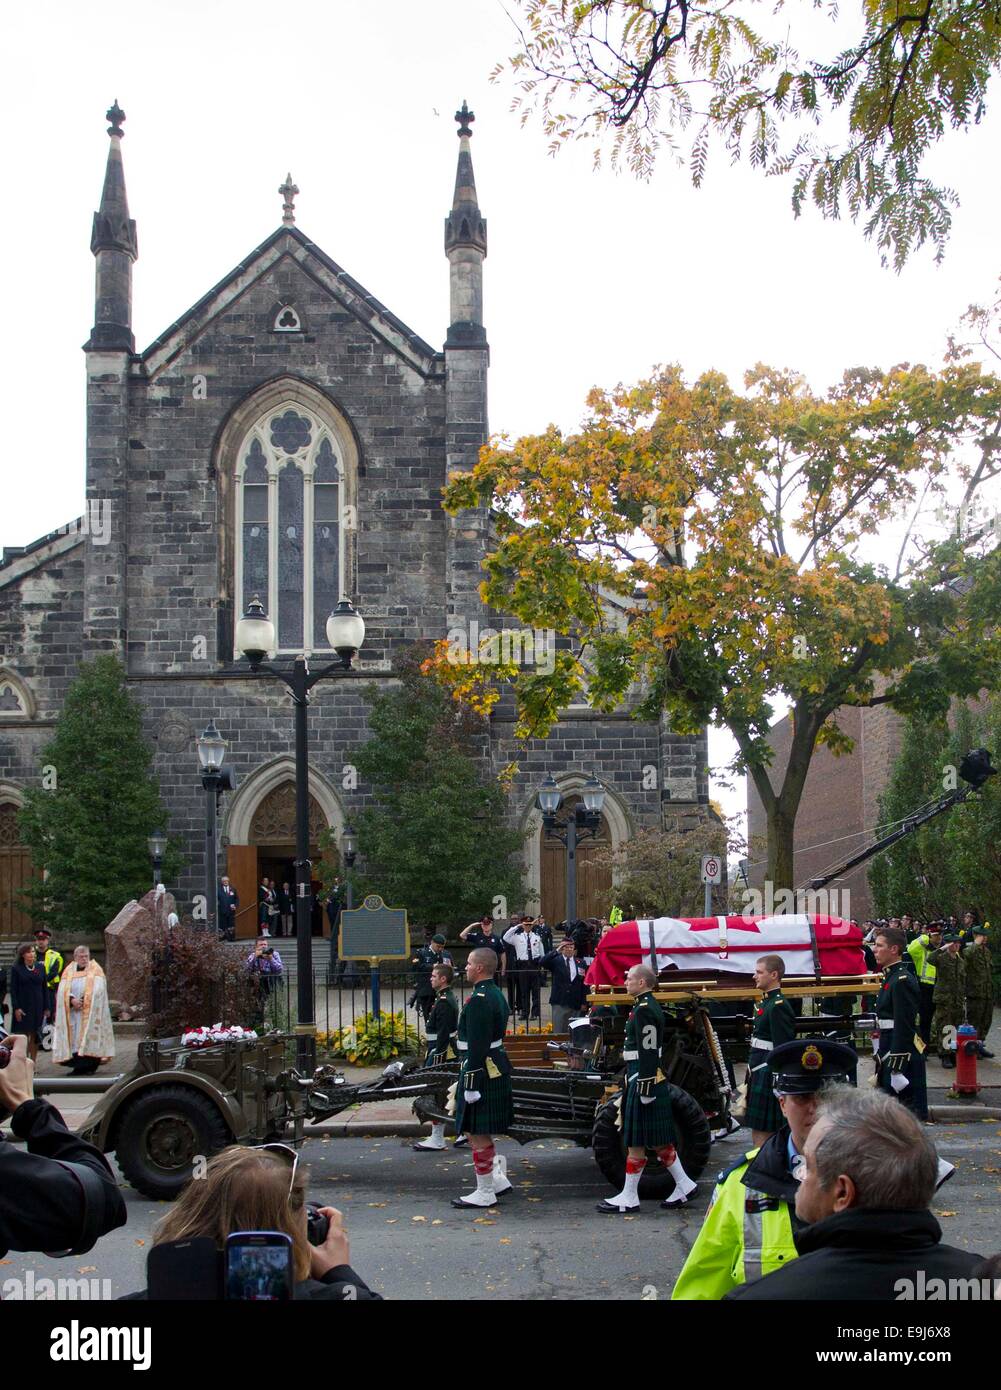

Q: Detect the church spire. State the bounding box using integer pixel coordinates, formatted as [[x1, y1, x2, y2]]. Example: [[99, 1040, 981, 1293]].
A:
[[86, 100, 138, 352], [444, 100, 487, 345]]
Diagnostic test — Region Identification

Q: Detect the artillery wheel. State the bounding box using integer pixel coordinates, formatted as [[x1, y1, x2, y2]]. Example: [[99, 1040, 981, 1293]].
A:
[[591, 1084, 712, 1200], [114, 1085, 232, 1200]]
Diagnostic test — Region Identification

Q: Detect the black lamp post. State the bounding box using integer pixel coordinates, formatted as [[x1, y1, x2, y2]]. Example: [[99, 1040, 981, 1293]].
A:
[[148, 829, 167, 890], [341, 824, 357, 912], [197, 721, 227, 935], [537, 773, 606, 923], [236, 595, 365, 1071]]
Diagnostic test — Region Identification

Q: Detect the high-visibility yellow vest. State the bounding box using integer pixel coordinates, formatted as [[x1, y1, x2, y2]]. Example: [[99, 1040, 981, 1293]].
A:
[[671, 1148, 798, 1300], [907, 934, 937, 986]]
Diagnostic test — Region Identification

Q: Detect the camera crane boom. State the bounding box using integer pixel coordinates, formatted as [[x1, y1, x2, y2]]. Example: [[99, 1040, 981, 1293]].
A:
[[800, 747, 996, 895]]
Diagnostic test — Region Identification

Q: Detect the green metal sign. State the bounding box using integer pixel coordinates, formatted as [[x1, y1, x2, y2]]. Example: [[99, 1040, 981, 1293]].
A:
[[338, 894, 409, 961]]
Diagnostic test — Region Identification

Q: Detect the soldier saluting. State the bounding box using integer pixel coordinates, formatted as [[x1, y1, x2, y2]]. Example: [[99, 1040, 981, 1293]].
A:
[[744, 955, 797, 1149], [413, 963, 459, 1153], [450, 948, 515, 1209], [596, 964, 698, 1214], [872, 925, 927, 1120]]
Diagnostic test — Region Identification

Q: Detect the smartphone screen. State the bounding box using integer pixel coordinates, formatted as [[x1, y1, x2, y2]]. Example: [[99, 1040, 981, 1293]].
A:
[[224, 1232, 294, 1301]]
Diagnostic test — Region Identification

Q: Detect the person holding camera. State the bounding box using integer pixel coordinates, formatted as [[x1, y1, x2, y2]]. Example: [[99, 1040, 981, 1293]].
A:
[[127, 1145, 381, 1300], [247, 938, 284, 1027], [0, 1032, 127, 1259]]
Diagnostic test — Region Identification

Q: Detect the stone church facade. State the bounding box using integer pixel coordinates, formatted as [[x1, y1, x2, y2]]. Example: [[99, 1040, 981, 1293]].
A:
[[0, 102, 709, 939]]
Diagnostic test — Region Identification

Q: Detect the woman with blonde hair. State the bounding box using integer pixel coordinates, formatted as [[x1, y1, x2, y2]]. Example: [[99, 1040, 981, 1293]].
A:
[[126, 1145, 380, 1300]]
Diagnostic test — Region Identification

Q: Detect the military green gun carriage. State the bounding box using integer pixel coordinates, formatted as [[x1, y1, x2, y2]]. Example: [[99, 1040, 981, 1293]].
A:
[[78, 977, 876, 1201]]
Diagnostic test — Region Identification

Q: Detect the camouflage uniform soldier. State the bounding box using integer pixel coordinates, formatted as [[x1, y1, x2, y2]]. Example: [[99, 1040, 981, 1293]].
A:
[[596, 964, 698, 1214], [929, 934, 967, 1068], [413, 963, 459, 1153], [963, 927, 994, 1059], [450, 948, 514, 1208]]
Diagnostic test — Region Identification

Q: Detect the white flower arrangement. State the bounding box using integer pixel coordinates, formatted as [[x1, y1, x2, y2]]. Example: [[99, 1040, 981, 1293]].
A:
[[181, 1023, 259, 1048]]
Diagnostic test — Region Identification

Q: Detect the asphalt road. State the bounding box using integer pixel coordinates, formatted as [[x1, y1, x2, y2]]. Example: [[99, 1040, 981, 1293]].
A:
[[7, 1122, 1001, 1302]]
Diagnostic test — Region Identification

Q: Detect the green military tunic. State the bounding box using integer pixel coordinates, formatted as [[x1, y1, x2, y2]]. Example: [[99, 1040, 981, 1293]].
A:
[[621, 990, 676, 1148], [744, 987, 796, 1132], [875, 959, 927, 1119], [424, 987, 459, 1065], [962, 940, 994, 1045], [929, 946, 966, 1056], [453, 980, 513, 1135]]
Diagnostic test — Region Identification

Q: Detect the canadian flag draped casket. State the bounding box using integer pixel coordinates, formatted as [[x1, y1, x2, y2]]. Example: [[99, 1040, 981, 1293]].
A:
[[584, 915, 866, 988]]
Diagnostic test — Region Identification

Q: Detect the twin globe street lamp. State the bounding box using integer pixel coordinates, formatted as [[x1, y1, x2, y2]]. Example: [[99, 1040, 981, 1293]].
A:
[[537, 772, 606, 924], [235, 594, 365, 1071]]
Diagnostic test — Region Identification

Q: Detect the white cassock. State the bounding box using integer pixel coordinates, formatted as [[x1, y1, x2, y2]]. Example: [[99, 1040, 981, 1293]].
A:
[[53, 962, 116, 1064]]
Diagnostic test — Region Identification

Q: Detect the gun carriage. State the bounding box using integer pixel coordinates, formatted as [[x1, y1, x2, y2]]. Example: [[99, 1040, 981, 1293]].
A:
[[78, 973, 878, 1200]]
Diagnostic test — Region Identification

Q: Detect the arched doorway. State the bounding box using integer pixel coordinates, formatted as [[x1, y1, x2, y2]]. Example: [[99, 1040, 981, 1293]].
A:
[[540, 795, 613, 925], [0, 798, 35, 939], [224, 759, 344, 939]]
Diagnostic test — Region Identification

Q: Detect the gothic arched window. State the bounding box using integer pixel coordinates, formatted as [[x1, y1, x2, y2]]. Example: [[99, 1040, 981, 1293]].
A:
[[234, 404, 344, 654]]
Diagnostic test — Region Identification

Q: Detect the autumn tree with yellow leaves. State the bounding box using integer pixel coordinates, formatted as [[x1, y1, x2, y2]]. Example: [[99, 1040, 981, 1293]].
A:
[[427, 357, 1001, 893]]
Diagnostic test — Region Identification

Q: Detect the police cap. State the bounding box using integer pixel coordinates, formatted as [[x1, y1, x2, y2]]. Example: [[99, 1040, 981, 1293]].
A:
[[768, 1037, 857, 1094]]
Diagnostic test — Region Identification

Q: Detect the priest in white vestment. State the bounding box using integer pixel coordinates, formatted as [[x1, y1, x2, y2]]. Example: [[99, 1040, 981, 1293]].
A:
[[54, 947, 116, 1074]]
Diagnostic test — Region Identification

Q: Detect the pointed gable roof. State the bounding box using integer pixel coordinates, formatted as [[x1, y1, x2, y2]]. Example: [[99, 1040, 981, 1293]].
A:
[[139, 226, 443, 380]]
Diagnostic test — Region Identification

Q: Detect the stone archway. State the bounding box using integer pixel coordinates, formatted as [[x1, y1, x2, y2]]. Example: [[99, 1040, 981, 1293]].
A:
[[223, 758, 345, 938]]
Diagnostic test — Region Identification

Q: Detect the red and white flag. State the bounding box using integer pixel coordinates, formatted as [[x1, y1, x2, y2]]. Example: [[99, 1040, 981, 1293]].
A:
[[584, 914, 865, 988]]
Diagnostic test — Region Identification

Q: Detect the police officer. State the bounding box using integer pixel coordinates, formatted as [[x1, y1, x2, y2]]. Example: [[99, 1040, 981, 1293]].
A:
[[596, 964, 698, 1213], [413, 963, 459, 1153], [672, 1037, 857, 1299], [872, 925, 928, 1120], [33, 928, 63, 1014], [744, 955, 797, 1148], [450, 948, 514, 1209], [906, 921, 941, 1045], [410, 934, 452, 1025]]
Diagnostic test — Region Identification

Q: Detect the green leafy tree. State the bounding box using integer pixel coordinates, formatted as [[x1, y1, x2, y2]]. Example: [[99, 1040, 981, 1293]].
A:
[[429, 354, 1001, 893], [17, 655, 181, 933], [351, 647, 526, 934], [497, 0, 1001, 266], [870, 697, 1001, 995]]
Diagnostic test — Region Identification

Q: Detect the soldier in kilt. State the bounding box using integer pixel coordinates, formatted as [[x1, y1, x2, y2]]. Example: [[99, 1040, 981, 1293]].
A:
[[450, 948, 515, 1209], [872, 926, 928, 1120], [745, 955, 797, 1148], [413, 964, 459, 1152], [597, 965, 698, 1214]]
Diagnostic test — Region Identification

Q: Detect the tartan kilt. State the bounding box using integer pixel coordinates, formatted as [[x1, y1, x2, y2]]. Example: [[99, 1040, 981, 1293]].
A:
[[425, 1043, 457, 1067], [743, 1065, 783, 1132], [455, 1074, 514, 1135], [621, 1081, 676, 1148]]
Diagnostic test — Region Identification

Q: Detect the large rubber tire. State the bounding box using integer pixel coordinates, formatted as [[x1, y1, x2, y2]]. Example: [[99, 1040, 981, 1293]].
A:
[[591, 1083, 712, 1200], [113, 1085, 232, 1200]]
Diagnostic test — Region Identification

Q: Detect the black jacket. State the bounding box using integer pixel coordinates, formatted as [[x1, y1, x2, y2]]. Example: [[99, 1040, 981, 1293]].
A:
[[541, 951, 588, 1009], [0, 1099, 128, 1258], [724, 1207, 983, 1301], [124, 1263, 382, 1301]]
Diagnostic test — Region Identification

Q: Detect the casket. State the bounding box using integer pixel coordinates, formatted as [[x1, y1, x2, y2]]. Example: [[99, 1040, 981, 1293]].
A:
[[584, 914, 865, 988]]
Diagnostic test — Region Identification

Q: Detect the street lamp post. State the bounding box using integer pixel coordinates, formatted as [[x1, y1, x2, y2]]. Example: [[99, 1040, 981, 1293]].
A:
[[537, 773, 606, 923], [236, 595, 365, 1072], [147, 829, 167, 890], [196, 721, 227, 935]]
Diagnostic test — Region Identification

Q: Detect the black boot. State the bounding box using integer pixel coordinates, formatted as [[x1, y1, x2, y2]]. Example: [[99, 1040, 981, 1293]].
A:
[[942, 1052, 956, 1068]]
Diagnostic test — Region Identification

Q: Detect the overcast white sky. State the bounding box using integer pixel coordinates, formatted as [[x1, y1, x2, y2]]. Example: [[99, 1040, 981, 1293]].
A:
[[2, 0, 999, 830]]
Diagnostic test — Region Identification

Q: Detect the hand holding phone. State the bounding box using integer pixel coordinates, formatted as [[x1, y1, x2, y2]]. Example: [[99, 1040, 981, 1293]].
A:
[[0, 1031, 34, 1116]]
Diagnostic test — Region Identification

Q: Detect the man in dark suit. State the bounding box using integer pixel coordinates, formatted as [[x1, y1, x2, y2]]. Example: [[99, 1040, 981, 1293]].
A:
[[217, 877, 238, 941], [542, 937, 588, 1033]]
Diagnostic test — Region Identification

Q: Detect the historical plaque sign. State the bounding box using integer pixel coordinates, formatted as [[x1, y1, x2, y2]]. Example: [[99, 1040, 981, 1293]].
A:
[[338, 895, 409, 961]]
